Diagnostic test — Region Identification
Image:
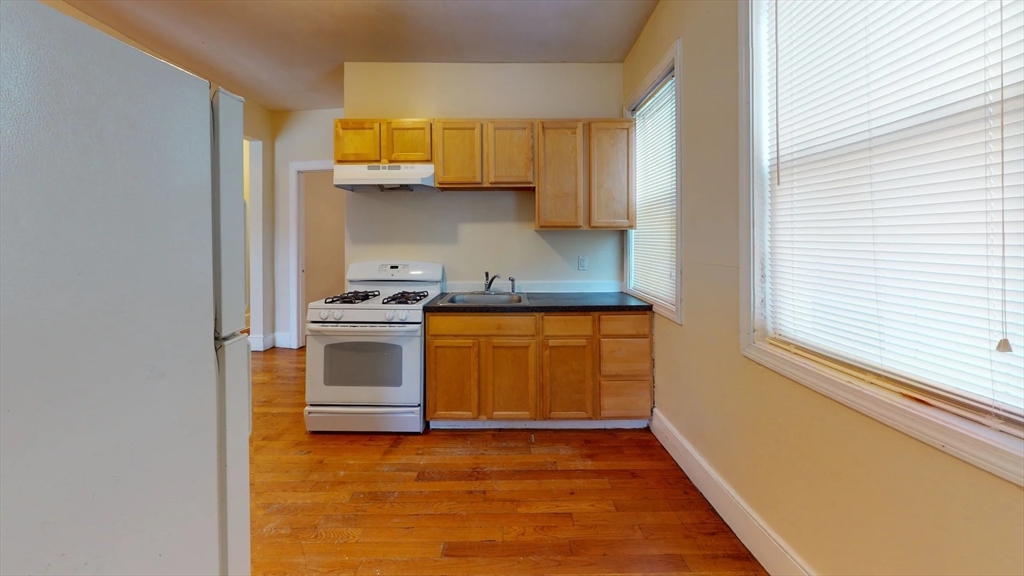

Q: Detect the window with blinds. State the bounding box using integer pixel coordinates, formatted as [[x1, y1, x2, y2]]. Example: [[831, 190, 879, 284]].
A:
[[758, 0, 1024, 433], [628, 75, 679, 315]]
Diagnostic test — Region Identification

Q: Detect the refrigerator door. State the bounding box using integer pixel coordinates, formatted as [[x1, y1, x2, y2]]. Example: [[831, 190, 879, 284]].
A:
[[1, 2, 227, 574], [212, 89, 248, 337], [217, 334, 252, 575]]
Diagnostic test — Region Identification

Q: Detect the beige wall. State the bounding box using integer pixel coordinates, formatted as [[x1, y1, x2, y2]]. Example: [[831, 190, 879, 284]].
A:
[[343, 62, 624, 289], [303, 172, 346, 304], [622, 2, 1024, 575]]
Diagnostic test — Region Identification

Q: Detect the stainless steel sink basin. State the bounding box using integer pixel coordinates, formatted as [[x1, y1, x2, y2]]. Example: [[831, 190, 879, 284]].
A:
[[439, 292, 529, 305]]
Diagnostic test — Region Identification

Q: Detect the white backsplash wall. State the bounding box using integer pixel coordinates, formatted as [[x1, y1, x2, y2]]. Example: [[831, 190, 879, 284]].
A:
[[343, 62, 625, 290], [345, 190, 622, 291]]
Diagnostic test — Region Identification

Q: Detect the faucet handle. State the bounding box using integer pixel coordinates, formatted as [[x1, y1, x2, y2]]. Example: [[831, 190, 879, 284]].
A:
[[509, 277, 516, 294]]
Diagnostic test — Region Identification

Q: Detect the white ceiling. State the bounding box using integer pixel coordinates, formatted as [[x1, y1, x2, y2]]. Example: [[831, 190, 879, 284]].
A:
[[67, 0, 658, 111]]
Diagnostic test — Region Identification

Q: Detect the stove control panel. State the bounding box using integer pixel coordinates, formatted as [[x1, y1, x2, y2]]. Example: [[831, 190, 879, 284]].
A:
[[378, 264, 410, 273]]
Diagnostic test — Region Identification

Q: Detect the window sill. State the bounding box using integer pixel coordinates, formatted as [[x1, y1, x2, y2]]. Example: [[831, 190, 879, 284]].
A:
[[742, 340, 1024, 486], [624, 288, 682, 325]]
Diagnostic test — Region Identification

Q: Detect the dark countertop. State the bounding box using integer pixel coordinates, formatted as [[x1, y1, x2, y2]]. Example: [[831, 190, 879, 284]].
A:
[[424, 291, 653, 313]]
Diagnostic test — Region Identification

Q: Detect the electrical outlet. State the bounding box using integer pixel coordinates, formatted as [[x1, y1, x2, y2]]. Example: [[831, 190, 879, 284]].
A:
[[578, 256, 588, 271]]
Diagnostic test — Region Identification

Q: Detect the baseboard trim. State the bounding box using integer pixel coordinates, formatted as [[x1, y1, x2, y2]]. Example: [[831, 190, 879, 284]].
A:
[[274, 331, 300, 349], [650, 409, 813, 576], [429, 419, 648, 430], [248, 333, 275, 351]]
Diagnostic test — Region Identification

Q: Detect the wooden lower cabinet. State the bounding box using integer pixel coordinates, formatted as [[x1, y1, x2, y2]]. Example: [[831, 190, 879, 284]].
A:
[[541, 338, 595, 419], [483, 339, 537, 419], [426, 339, 479, 419], [426, 312, 652, 421]]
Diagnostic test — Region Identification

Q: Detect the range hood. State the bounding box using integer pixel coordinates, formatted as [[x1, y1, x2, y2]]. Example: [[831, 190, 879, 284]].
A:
[[333, 164, 438, 192]]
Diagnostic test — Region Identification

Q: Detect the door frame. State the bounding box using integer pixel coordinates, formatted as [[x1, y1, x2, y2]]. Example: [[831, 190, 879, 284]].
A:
[[244, 138, 274, 351], [285, 159, 335, 349]]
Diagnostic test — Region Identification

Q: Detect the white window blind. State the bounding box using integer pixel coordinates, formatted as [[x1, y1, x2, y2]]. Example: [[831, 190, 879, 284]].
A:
[[762, 0, 1024, 431], [629, 76, 679, 312]]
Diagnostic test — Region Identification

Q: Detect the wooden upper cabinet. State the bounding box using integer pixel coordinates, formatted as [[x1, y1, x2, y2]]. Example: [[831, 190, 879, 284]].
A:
[[384, 119, 432, 162], [486, 121, 535, 185], [588, 120, 635, 229], [334, 119, 382, 163], [434, 121, 483, 185], [536, 121, 585, 228]]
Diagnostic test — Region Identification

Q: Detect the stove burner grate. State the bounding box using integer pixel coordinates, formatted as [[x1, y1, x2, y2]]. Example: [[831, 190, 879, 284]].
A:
[[382, 291, 430, 305], [325, 290, 380, 304]]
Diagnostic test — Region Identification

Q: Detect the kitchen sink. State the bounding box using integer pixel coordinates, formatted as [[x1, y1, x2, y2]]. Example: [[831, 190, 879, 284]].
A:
[[438, 292, 530, 305]]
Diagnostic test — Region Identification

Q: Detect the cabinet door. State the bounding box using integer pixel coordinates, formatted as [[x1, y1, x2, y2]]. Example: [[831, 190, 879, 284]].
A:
[[426, 339, 479, 419], [334, 119, 382, 163], [434, 121, 483, 185], [588, 120, 635, 228], [542, 338, 594, 419], [486, 121, 535, 185], [536, 121, 585, 228], [482, 339, 537, 420], [385, 119, 432, 162]]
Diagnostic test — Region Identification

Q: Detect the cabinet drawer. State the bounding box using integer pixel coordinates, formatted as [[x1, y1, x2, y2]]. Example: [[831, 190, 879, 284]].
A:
[[599, 314, 651, 336], [599, 338, 652, 377], [428, 314, 536, 337], [600, 380, 652, 419], [542, 315, 593, 337]]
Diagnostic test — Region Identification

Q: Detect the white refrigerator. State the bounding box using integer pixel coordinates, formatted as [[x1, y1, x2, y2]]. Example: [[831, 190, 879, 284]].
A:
[[0, 2, 251, 574]]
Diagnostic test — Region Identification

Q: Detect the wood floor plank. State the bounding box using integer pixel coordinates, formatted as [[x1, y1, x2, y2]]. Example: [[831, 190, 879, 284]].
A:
[[570, 537, 704, 556], [250, 348, 763, 575], [515, 500, 617, 513], [354, 555, 692, 575], [503, 525, 646, 542], [318, 512, 575, 528], [442, 540, 573, 557]]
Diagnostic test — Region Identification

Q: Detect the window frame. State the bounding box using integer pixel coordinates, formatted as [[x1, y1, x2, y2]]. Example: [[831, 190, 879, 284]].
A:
[[739, 0, 1024, 486], [623, 39, 684, 324]]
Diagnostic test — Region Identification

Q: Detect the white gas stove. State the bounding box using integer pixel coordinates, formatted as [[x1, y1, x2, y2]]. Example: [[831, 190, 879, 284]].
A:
[[304, 261, 443, 433]]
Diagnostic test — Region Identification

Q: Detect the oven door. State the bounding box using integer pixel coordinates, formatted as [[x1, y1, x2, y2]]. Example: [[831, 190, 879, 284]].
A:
[[305, 323, 422, 406]]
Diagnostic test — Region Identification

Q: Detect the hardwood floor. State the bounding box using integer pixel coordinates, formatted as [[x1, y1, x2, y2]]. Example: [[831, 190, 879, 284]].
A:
[[251, 348, 766, 575]]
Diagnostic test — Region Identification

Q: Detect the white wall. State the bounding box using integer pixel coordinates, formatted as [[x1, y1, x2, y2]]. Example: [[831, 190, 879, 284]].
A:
[[271, 107, 344, 334], [343, 62, 624, 290], [622, 2, 1024, 574]]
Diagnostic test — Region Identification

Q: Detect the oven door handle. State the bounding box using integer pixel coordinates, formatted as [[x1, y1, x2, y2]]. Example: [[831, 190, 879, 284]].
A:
[[306, 324, 422, 336], [306, 406, 421, 414]]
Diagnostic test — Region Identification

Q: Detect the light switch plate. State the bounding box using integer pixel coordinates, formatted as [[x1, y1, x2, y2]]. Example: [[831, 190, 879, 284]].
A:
[[578, 256, 588, 271]]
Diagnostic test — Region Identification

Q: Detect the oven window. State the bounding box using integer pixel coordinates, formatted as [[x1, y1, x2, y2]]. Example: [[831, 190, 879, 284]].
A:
[[323, 342, 403, 388]]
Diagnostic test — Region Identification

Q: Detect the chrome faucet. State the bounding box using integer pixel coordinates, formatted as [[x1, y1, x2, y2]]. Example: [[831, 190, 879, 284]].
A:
[[509, 277, 516, 294], [484, 271, 501, 292]]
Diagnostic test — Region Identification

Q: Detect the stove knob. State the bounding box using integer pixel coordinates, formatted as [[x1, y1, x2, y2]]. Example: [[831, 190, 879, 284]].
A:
[[398, 311, 409, 321], [385, 311, 395, 321], [319, 310, 329, 320], [333, 310, 344, 320]]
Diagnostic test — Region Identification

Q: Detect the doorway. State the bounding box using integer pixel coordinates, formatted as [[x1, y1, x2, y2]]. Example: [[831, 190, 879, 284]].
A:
[[302, 171, 347, 310], [244, 138, 271, 350]]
